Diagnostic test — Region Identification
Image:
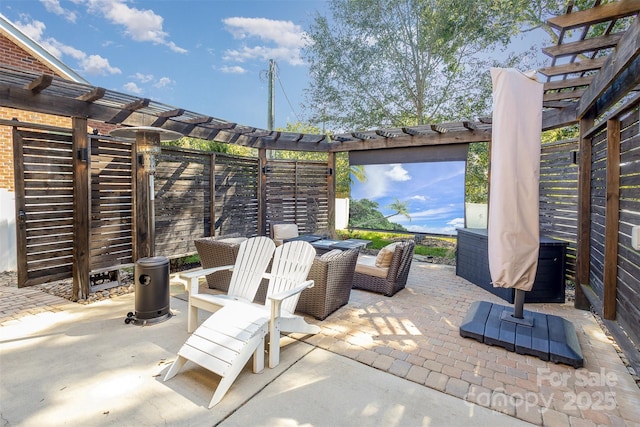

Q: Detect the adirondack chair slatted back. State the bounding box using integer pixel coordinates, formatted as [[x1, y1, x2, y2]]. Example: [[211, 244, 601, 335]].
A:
[[265, 240, 316, 315], [227, 236, 276, 302]]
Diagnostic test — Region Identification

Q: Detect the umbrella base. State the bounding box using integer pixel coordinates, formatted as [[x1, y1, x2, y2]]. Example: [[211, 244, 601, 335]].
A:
[[460, 301, 583, 368]]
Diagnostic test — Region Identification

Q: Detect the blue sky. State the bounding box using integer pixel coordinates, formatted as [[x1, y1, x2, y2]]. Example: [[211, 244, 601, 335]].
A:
[[350, 162, 467, 235], [3, 1, 553, 236], [1, 0, 328, 130], [1, 1, 554, 132]]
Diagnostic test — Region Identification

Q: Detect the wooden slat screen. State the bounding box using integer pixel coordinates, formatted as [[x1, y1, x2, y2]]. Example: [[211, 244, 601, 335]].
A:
[[154, 148, 211, 257], [89, 137, 134, 270], [616, 107, 640, 342], [213, 155, 260, 237], [266, 160, 329, 235], [18, 130, 74, 283], [589, 128, 608, 299], [539, 139, 579, 280]]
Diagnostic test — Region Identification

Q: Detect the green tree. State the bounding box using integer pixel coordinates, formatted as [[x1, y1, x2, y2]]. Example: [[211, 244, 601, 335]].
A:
[[466, 142, 489, 204], [386, 198, 411, 222], [302, 0, 561, 130], [163, 136, 253, 156], [349, 198, 408, 231]]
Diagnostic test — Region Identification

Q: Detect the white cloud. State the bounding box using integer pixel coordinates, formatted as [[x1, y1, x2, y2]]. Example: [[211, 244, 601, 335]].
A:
[[85, 0, 187, 53], [132, 73, 154, 83], [405, 223, 460, 235], [410, 195, 426, 201], [385, 164, 411, 181], [154, 77, 173, 88], [14, 17, 121, 76], [80, 54, 121, 75], [40, 0, 77, 22], [219, 65, 247, 74], [358, 165, 390, 199], [408, 206, 459, 219], [448, 217, 465, 228], [14, 17, 46, 41], [123, 82, 143, 94], [222, 17, 305, 66]]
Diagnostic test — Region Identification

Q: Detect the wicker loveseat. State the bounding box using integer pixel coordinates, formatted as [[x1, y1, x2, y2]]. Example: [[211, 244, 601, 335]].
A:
[[296, 248, 359, 320], [193, 234, 247, 291], [352, 240, 416, 296]]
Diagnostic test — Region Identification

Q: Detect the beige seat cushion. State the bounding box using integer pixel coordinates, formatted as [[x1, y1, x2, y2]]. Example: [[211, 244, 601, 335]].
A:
[[355, 254, 389, 278], [375, 242, 399, 268], [272, 224, 299, 246]]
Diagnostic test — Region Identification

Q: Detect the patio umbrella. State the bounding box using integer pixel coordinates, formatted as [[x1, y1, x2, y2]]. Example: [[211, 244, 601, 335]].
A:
[[488, 67, 542, 320], [459, 68, 583, 367]]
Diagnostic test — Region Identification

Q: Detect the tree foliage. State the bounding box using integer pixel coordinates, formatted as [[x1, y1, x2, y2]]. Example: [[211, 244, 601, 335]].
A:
[[349, 198, 408, 231], [302, 0, 561, 131], [162, 137, 253, 156], [466, 142, 490, 203], [302, 0, 564, 207]]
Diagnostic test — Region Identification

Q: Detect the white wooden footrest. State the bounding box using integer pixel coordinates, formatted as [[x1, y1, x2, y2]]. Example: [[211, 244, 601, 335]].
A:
[[164, 302, 270, 408]]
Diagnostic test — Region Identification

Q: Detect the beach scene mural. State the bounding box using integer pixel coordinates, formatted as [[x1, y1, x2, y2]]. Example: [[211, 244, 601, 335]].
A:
[[349, 162, 466, 236]]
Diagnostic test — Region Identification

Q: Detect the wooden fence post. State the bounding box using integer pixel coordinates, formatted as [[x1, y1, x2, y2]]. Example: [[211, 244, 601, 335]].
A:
[[258, 148, 267, 236], [328, 152, 336, 234], [603, 119, 620, 319], [575, 113, 595, 310], [72, 117, 90, 299]]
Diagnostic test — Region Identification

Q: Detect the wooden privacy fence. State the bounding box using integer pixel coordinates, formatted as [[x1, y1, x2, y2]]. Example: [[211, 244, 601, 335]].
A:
[[539, 138, 579, 281], [12, 124, 331, 297], [582, 102, 640, 345]]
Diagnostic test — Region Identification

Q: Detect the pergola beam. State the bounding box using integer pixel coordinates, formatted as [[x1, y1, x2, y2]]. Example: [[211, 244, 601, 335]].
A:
[[577, 15, 640, 118], [547, 0, 640, 31]]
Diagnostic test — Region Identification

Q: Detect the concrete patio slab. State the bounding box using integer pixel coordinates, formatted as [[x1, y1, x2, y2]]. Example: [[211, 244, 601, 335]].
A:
[[2, 262, 639, 427], [0, 286, 532, 427]]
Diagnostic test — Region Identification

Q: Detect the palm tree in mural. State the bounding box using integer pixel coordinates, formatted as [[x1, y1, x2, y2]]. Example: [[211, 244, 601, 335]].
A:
[[350, 164, 366, 185], [385, 198, 411, 222]]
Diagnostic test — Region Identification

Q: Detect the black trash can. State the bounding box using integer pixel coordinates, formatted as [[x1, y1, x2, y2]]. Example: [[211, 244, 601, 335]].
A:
[[125, 256, 172, 325]]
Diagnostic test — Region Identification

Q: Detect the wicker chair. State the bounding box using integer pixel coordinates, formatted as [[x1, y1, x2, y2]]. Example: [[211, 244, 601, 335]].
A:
[[352, 240, 416, 296], [193, 234, 247, 291], [296, 248, 359, 320]]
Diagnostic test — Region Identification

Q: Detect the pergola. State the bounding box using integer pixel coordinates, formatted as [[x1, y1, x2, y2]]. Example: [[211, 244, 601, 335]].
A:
[[1, 1, 639, 366]]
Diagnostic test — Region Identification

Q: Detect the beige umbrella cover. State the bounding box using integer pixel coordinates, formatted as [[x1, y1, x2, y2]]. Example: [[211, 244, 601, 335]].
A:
[[488, 68, 543, 291]]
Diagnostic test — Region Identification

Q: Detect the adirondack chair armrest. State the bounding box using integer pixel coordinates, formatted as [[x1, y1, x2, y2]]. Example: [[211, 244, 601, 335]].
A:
[[268, 279, 315, 303], [268, 279, 315, 318], [181, 265, 235, 295]]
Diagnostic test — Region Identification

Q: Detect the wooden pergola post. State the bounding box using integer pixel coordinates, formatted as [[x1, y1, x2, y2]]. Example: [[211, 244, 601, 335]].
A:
[[210, 152, 216, 236], [258, 148, 267, 236], [574, 112, 595, 310], [327, 152, 336, 234], [72, 117, 90, 299]]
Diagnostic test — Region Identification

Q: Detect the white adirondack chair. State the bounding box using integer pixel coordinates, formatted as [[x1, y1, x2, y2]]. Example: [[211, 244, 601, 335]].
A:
[[164, 240, 318, 408], [262, 240, 319, 368], [181, 235, 275, 332]]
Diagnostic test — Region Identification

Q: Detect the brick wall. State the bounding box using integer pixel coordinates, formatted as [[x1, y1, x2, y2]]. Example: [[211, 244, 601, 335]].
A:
[[0, 34, 106, 192], [0, 34, 56, 75]]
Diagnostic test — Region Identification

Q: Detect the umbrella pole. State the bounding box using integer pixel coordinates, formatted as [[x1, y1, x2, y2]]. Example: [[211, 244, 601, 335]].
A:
[[513, 289, 525, 319]]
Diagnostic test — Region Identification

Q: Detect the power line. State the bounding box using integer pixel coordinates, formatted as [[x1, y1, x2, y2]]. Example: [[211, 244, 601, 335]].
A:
[[273, 61, 302, 124]]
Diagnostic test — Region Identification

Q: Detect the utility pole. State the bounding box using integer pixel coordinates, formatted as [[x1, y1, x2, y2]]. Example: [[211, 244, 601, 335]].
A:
[[267, 59, 275, 131]]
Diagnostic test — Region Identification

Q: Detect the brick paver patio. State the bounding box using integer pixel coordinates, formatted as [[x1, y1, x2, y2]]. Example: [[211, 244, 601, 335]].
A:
[[1, 263, 639, 426], [302, 263, 640, 427]]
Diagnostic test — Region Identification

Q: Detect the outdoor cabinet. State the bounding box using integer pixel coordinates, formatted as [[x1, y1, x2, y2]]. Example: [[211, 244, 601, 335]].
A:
[[455, 228, 567, 303]]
